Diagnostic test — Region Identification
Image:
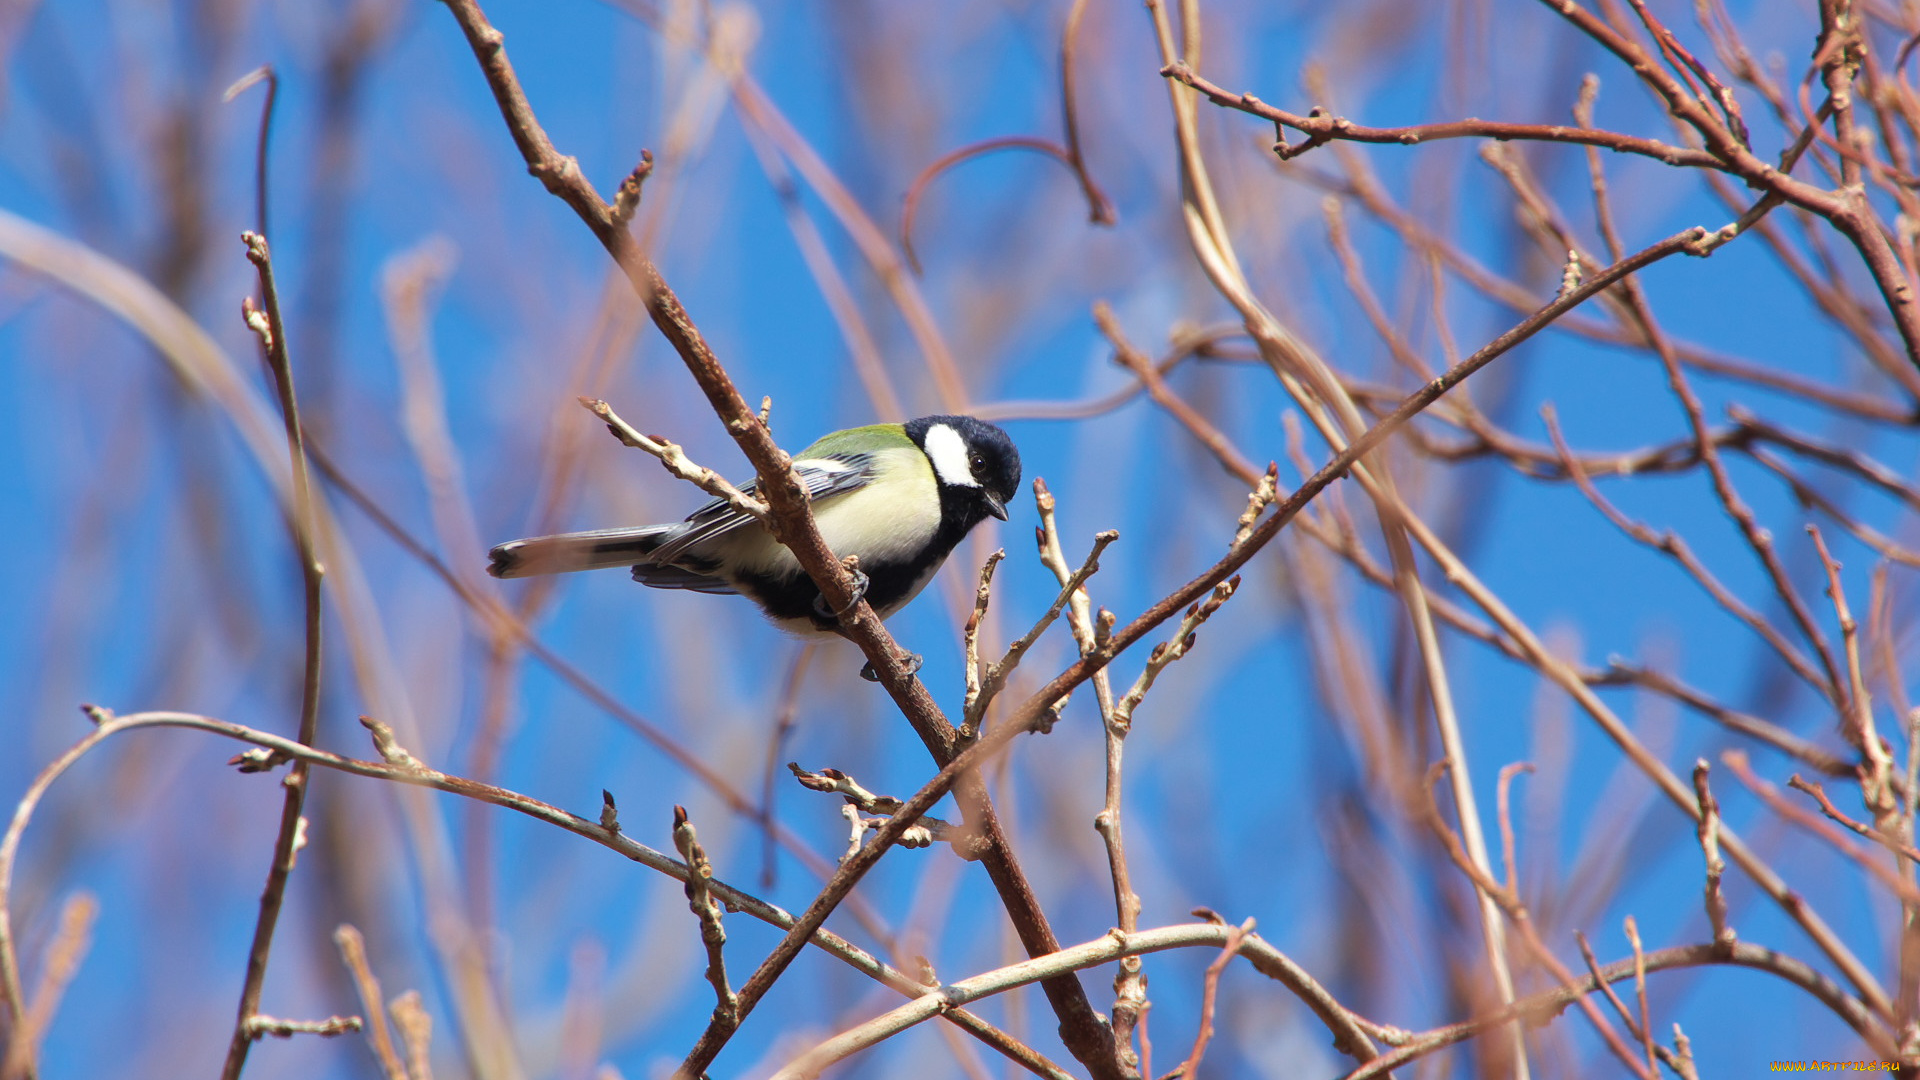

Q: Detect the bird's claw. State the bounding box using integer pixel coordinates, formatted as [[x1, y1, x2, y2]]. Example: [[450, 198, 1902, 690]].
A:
[[813, 567, 871, 622], [860, 652, 923, 682]]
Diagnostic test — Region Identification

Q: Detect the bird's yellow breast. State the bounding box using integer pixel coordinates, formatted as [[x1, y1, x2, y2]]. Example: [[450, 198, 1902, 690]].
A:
[[705, 445, 939, 581]]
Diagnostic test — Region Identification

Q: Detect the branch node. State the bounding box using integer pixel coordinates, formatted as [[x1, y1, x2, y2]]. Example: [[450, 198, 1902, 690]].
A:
[[673, 805, 738, 1024], [359, 715, 425, 772], [610, 149, 654, 230]]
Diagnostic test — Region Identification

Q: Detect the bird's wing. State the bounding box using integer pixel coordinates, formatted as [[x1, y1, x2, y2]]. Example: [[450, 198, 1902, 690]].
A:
[[629, 562, 740, 594], [645, 453, 876, 568]]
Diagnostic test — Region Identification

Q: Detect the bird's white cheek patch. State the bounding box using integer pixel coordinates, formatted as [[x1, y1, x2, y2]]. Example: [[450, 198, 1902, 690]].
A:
[[922, 423, 979, 487]]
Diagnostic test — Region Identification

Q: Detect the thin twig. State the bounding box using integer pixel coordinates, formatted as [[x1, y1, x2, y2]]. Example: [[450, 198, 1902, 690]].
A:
[[1624, 916, 1655, 1075], [1541, 406, 1835, 701], [1721, 750, 1920, 905], [221, 231, 326, 1080], [1692, 763, 1736, 948], [221, 67, 278, 238], [389, 992, 434, 1080], [759, 643, 814, 889], [1172, 919, 1255, 1080], [1163, 60, 1725, 170], [0, 893, 94, 1080], [1788, 774, 1920, 863], [1420, 769, 1659, 1080], [1111, 577, 1240, 729], [900, 137, 1111, 273], [1342, 936, 1895, 1076], [1058, 0, 1113, 227], [1031, 477, 1147, 1067], [334, 925, 409, 1080], [673, 807, 738, 1025], [1809, 524, 1899, 818], [1496, 764, 1534, 894], [966, 531, 1119, 735], [581, 397, 769, 523], [962, 551, 1008, 735], [787, 764, 952, 850]]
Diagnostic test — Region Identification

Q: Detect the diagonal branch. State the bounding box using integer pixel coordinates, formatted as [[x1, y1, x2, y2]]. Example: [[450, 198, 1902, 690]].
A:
[[432, 3, 1121, 1075], [219, 231, 327, 1080]]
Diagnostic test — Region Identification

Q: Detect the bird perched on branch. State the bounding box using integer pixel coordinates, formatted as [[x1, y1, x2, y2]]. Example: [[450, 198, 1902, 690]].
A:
[[488, 415, 1021, 647]]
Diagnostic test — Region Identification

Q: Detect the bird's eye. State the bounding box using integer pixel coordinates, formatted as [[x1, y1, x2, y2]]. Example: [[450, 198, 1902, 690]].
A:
[[970, 454, 986, 472]]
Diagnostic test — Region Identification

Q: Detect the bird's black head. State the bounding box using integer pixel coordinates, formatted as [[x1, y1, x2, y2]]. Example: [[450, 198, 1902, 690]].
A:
[[906, 415, 1022, 524]]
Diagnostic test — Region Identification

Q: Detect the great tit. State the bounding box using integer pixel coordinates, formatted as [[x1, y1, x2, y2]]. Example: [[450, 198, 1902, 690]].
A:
[[487, 415, 1021, 636]]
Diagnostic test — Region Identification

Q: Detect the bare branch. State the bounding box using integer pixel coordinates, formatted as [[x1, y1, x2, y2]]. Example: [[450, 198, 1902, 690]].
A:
[[581, 397, 769, 524], [673, 807, 737, 1025], [1691, 763, 1736, 950], [334, 926, 409, 1080], [221, 229, 328, 1080]]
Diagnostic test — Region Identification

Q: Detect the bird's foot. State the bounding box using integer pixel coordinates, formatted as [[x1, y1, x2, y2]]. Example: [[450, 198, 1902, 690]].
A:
[[812, 567, 871, 622], [860, 652, 923, 682]]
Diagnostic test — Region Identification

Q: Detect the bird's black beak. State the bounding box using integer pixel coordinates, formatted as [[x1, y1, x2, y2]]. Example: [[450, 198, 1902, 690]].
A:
[[984, 491, 1009, 521]]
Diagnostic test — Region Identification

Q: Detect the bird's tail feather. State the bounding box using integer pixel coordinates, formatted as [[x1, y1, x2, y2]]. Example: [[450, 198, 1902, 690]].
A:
[[487, 526, 673, 579]]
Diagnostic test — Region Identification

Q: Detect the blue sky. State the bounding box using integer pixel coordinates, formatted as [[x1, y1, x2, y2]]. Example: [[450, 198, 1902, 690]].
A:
[[1, 0, 1912, 1077]]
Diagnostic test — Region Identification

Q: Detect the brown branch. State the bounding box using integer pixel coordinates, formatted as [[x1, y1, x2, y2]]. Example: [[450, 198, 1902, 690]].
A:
[[1172, 919, 1254, 1080], [1788, 774, 1920, 864], [1163, 61, 1725, 169], [1541, 405, 1834, 699], [1420, 766, 1656, 1080], [1029, 477, 1150, 1071], [1058, 0, 1113, 228], [1808, 524, 1899, 810], [1721, 750, 1920, 905], [759, 643, 815, 889], [1095, 302, 1263, 483], [966, 531, 1119, 736], [1624, 916, 1656, 1075], [972, 324, 1250, 424], [1536, 0, 1920, 382], [1290, 481, 1854, 776], [1573, 931, 1671, 1074], [388, 993, 433, 1080], [1572, 101, 1848, 712], [334, 925, 409, 1080], [1692, 763, 1736, 949], [0, 710, 1070, 1080], [900, 137, 1112, 274], [1496, 763, 1533, 894], [1291, 163, 1911, 422], [581, 397, 770, 523], [1281, 422, 1856, 777], [220, 231, 326, 1080], [0, 894, 94, 1080], [432, 5, 1121, 1073], [1342, 938, 1898, 1077], [673, 807, 737, 1026], [1732, 405, 1920, 512], [991, 226, 1709, 749], [769, 922, 1371, 1079]]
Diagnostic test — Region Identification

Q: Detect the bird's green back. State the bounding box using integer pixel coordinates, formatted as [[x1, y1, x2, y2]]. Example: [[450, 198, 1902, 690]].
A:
[[796, 422, 912, 461]]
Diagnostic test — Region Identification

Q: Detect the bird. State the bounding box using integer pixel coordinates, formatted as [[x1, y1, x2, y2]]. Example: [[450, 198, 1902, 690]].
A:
[[487, 415, 1021, 651]]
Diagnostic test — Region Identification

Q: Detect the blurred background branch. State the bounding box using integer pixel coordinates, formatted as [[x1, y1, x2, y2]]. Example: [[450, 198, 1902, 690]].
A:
[[7, 0, 1920, 1076]]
